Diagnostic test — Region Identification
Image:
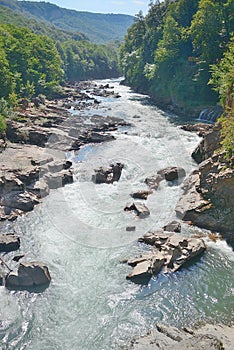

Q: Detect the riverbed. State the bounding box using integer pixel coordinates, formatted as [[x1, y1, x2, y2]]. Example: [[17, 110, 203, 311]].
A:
[[1, 79, 233, 350]]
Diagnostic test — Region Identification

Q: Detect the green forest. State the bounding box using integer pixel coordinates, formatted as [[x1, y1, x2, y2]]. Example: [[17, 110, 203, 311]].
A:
[[0, 15, 121, 134], [120, 0, 234, 117]]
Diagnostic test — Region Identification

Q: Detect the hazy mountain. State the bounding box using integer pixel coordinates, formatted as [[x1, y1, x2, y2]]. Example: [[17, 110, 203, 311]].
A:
[[0, 0, 134, 42]]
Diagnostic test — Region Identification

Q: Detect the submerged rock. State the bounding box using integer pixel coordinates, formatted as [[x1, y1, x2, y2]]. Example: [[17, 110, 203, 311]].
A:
[[5, 261, 51, 291], [124, 202, 150, 218], [145, 174, 163, 190], [126, 232, 206, 284], [92, 162, 124, 184], [0, 234, 20, 252]]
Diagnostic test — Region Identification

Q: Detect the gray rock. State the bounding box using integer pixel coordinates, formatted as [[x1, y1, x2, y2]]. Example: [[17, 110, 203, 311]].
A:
[[126, 226, 136, 232], [157, 167, 186, 181], [145, 174, 163, 190], [130, 190, 153, 200], [2, 191, 40, 212], [0, 234, 20, 252], [5, 261, 51, 291], [163, 221, 181, 233], [92, 163, 124, 184], [124, 202, 150, 218], [125, 323, 227, 350], [44, 170, 73, 189], [127, 232, 206, 283]]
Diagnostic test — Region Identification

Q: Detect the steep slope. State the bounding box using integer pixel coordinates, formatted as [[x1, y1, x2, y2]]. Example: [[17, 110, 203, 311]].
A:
[[0, 5, 87, 41], [0, 0, 134, 42]]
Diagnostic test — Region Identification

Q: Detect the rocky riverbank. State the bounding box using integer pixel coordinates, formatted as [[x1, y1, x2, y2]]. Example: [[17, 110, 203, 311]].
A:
[[0, 81, 130, 290], [124, 323, 234, 350], [176, 124, 234, 248]]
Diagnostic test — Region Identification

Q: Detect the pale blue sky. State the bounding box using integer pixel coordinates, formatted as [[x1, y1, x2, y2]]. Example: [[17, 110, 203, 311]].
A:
[[23, 0, 150, 15]]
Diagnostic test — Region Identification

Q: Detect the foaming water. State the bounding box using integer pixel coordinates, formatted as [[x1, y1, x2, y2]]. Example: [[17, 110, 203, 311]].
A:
[[1, 80, 233, 350]]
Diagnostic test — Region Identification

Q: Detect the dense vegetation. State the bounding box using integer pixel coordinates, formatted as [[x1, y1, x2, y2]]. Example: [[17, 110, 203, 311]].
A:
[[210, 38, 234, 158], [120, 0, 234, 116], [0, 2, 124, 134], [0, 0, 134, 43], [0, 5, 87, 41]]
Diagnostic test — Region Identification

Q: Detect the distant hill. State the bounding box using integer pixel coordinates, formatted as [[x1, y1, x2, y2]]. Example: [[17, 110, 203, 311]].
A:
[[0, 0, 134, 43], [0, 5, 87, 41]]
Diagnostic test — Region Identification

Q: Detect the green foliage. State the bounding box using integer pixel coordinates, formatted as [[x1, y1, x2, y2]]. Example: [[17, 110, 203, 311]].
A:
[[0, 24, 64, 99], [209, 37, 234, 107], [120, 0, 234, 113], [0, 114, 6, 134], [210, 38, 234, 158], [62, 40, 121, 81]]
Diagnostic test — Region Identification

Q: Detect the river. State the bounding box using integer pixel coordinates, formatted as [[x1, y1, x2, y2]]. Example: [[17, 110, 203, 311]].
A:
[[1, 79, 233, 350]]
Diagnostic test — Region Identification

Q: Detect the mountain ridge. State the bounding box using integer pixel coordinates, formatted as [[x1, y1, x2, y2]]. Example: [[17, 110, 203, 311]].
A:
[[0, 0, 134, 42]]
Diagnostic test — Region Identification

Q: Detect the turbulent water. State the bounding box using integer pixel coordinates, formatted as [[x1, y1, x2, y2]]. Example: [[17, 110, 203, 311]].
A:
[[1, 80, 233, 350]]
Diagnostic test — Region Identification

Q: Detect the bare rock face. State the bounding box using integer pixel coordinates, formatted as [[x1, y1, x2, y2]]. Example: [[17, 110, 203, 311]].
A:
[[0, 234, 20, 252], [157, 167, 186, 181], [176, 153, 234, 248], [126, 232, 206, 284], [124, 202, 150, 218], [5, 261, 51, 291], [192, 125, 221, 164], [92, 163, 124, 184]]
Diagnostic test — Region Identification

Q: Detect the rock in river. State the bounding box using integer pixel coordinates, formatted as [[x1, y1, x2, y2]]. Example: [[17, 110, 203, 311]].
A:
[[92, 162, 124, 184], [5, 261, 51, 291], [130, 190, 153, 200], [124, 202, 150, 218], [126, 232, 206, 284], [157, 166, 186, 181], [0, 234, 20, 252]]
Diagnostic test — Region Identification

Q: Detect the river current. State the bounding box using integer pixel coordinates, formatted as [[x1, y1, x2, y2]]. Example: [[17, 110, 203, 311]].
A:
[[1, 79, 233, 350]]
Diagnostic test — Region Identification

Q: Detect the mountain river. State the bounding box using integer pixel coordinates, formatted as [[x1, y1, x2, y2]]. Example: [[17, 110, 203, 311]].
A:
[[0, 79, 233, 350]]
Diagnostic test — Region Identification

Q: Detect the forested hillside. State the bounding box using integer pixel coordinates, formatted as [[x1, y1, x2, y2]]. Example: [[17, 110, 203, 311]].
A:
[[120, 0, 234, 117], [0, 0, 134, 43], [0, 5, 87, 41]]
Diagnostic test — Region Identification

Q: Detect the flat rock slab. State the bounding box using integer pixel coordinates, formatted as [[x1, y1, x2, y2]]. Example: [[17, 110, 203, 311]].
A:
[[124, 202, 150, 218], [125, 323, 231, 350], [0, 234, 20, 252], [5, 261, 51, 291], [126, 232, 206, 284]]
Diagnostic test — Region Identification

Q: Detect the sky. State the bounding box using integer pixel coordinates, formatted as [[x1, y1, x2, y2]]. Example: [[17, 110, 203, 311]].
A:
[[23, 0, 150, 15]]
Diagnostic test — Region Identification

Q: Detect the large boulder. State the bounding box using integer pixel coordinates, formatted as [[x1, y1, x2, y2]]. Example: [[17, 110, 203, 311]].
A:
[[124, 202, 150, 218], [157, 167, 186, 181], [5, 261, 51, 291], [0, 234, 20, 252], [92, 163, 124, 184], [2, 191, 40, 212], [163, 221, 181, 233], [126, 232, 206, 284]]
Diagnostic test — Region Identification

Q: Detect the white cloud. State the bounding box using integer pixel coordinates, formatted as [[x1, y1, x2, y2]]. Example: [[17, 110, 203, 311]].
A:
[[132, 0, 146, 5]]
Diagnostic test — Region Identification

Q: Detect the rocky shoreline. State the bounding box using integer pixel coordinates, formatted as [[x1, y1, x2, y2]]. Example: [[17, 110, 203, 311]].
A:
[[0, 80, 233, 346], [0, 81, 129, 290]]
